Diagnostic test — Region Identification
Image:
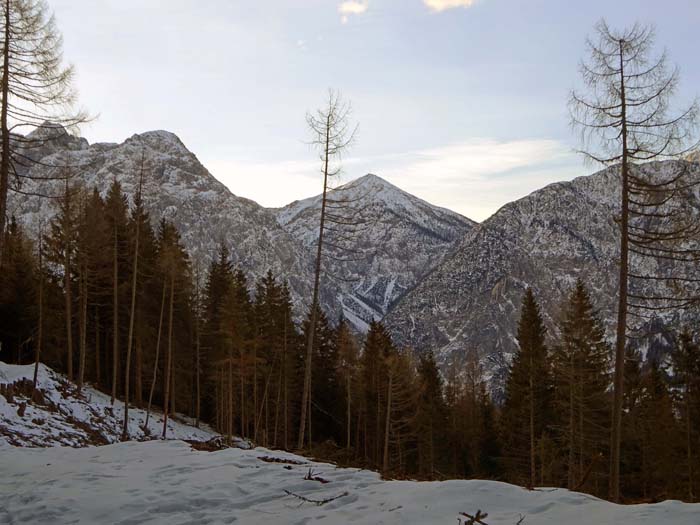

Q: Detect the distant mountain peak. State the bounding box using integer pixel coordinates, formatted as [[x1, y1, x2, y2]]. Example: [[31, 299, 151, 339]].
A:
[[341, 173, 407, 194], [274, 172, 476, 331], [124, 130, 190, 155]]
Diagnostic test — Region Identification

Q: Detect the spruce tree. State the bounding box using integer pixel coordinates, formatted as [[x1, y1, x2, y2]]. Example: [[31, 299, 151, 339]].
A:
[[670, 331, 700, 501], [301, 304, 340, 444], [105, 180, 128, 404], [637, 358, 682, 500], [45, 182, 79, 379], [414, 351, 448, 479], [552, 280, 610, 494], [0, 216, 37, 364], [359, 321, 394, 466], [500, 288, 553, 488]]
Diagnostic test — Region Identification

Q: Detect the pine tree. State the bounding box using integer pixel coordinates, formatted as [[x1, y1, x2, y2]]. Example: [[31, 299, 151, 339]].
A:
[[500, 288, 553, 488], [45, 182, 79, 379], [0, 216, 37, 364], [336, 318, 359, 451], [414, 351, 448, 478], [670, 331, 700, 501], [301, 304, 340, 445], [219, 266, 252, 443], [105, 180, 128, 404], [156, 219, 191, 439], [81, 189, 110, 388], [637, 358, 682, 500], [359, 321, 394, 466], [551, 280, 610, 494]]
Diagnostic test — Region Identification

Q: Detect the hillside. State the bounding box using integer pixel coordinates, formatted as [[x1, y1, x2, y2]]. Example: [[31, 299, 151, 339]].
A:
[[385, 161, 700, 391], [0, 361, 218, 447]]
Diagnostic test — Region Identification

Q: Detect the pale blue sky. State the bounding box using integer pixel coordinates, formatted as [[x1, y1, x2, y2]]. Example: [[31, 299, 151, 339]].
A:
[[51, 0, 699, 221]]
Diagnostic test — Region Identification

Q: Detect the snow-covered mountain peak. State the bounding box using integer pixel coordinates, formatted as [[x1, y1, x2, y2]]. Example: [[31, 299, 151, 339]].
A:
[[273, 172, 475, 331]]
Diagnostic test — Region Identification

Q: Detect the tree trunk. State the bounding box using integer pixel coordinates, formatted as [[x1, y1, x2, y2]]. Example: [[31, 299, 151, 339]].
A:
[[145, 281, 166, 430], [283, 319, 288, 450], [77, 266, 87, 391], [383, 373, 393, 473], [111, 221, 119, 405], [64, 202, 74, 381], [297, 116, 331, 450], [568, 355, 575, 489], [135, 334, 142, 405], [529, 353, 536, 489], [32, 235, 44, 393], [228, 347, 234, 445], [195, 299, 201, 428], [161, 273, 174, 439], [0, 0, 11, 260], [686, 379, 695, 501], [346, 374, 352, 450], [253, 340, 258, 441], [122, 206, 141, 440], [610, 40, 629, 503], [95, 308, 100, 388]]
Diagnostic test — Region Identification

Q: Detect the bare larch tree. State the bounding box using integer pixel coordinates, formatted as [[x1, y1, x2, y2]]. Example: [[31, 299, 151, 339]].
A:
[[0, 0, 86, 259], [570, 19, 698, 502], [122, 154, 146, 440], [297, 90, 358, 450]]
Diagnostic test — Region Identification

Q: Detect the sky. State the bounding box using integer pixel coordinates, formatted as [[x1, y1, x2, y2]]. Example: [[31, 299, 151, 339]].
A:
[[50, 0, 700, 221]]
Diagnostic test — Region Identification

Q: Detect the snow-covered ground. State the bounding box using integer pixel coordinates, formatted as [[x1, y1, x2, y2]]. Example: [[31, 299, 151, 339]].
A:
[[2, 362, 699, 523], [0, 361, 216, 447], [2, 439, 699, 524]]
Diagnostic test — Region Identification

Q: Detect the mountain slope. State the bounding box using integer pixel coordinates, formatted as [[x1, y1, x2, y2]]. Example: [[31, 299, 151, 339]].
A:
[[8, 125, 316, 312], [384, 161, 700, 390], [274, 174, 475, 330]]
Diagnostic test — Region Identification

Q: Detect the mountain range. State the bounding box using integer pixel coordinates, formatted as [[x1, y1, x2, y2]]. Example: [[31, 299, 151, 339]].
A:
[[9, 126, 700, 392]]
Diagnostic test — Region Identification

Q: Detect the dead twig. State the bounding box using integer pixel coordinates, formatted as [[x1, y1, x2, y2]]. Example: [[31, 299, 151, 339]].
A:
[[304, 468, 331, 484], [459, 510, 489, 525], [258, 455, 306, 465], [283, 489, 348, 506]]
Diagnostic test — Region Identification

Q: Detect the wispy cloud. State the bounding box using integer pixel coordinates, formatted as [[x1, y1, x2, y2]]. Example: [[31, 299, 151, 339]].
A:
[[348, 138, 581, 221], [423, 0, 479, 12], [207, 138, 583, 222], [339, 1, 368, 24]]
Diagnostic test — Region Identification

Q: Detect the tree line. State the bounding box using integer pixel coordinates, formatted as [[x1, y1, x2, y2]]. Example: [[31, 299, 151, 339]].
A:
[[2, 182, 699, 502]]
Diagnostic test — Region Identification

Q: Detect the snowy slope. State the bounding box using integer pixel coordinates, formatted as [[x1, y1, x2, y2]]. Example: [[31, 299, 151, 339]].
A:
[[274, 174, 475, 330], [0, 361, 217, 447], [1, 439, 698, 524], [7, 125, 316, 313], [385, 161, 700, 393]]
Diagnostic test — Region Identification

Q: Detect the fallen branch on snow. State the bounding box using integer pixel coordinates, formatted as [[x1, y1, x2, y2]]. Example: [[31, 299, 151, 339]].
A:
[[304, 468, 330, 484], [283, 489, 348, 506], [459, 510, 489, 524]]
